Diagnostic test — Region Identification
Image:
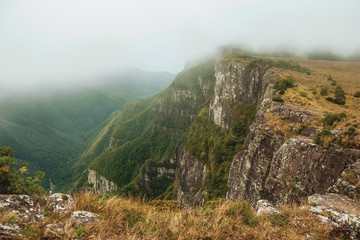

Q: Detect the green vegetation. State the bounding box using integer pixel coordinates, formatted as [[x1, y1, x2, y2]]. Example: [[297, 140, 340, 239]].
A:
[[272, 96, 284, 103], [325, 86, 346, 105], [0, 146, 45, 195], [354, 92, 360, 98], [322, 112, 346, 126], [320, 85, 329, 96], [273, 76, 296, 93], [250, 58, 311, 74], [183, 101, 256, 200], [88, 60, 216, 198]]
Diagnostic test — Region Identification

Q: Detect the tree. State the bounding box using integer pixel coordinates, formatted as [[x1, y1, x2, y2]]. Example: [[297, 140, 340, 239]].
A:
[[0, 146, 45, 195]]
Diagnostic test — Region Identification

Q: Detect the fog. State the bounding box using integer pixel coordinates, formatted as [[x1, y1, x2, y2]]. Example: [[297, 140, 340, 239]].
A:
[[1, 0, 359, 93]]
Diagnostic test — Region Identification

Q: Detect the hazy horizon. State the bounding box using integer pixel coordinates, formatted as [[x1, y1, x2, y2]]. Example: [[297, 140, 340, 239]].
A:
[[1, 0, 360, 93]]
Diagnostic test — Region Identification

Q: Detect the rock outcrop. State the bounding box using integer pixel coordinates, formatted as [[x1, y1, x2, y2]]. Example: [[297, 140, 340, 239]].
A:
[[88, 169, 118, 195], [173, 145, 208, 208], [328, 161, 360, 201], [0, 195, 44, 223], [70, 211, 99, 227], [227, 98, 360, 204], [209, 56, 274, 129], [46, 193, 74, 215], [308, 193, 360, 239]]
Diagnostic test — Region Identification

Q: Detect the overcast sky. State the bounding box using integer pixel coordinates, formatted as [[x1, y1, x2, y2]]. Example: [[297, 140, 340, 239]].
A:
[[0, 0, 359, 90]]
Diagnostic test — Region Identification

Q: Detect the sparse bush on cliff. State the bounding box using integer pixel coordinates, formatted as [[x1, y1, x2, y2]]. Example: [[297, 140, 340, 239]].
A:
[[273, 76, 295, 92], [326, 86, 346, 105], [322, 112, 346, 126], [0, 146, 45, 195], [272, 96, 284, 103], [320, 85, 329, 96]]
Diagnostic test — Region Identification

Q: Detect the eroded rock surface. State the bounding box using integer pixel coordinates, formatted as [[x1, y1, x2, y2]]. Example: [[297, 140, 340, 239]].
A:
[[255, 199, 280, 215], [46, 193, 74, 215], [174, 145, 207, 208], [70, 211, 99, 228], [0, 223, 23, 239], [42, 223, 65, 239], [328, 161, 360, 201], [0, 195, 44, 223], [308, 193, 360, 239], [88, 169, 118, 195]]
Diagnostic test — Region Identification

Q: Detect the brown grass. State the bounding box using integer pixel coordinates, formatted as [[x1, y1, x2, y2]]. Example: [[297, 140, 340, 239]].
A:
[[19, 191, 338, 239], [263, 57, 360, 137]]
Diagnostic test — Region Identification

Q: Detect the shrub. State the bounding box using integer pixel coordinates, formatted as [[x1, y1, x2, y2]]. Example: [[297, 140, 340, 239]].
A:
[[0, 146, 45, 195], [327, 74, 333, 80], [272, 96, 284, 103], [322, 112, 346, 126], [326, 86, 346, 105], [320, 85, 329, 96], [354, 92, 360, 98], [273, 76, 295, 92], [331, 80, 337, 86], [344, 127, 357, 138]]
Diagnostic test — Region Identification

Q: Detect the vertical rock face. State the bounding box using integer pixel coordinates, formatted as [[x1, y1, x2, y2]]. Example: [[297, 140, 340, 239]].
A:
[[173, 145, 207, 208], [88, 169, 118, 195], [135, 158, 176, 198], [227, 109, 284, 202], [227, 98, 360, 204], [209, 57, 274, 129], [174, 56, 275, 207]]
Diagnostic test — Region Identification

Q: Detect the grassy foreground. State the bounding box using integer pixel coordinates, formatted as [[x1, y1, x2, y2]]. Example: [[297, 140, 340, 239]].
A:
[[19, 191, 334, 239]]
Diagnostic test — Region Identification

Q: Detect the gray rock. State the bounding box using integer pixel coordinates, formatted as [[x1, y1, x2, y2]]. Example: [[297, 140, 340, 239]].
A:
[[0, 223, 23, 239], [0, 195, 44, 223], [42, 223, 65, 239], [308, 193, 360, 239], [174, 144, 207, 208], [70, 211, 99, 227], [255, 199, 280, 215], [328, 161, 360, 201], [46, 193, 74, 215], [88, 169, 119, 195]]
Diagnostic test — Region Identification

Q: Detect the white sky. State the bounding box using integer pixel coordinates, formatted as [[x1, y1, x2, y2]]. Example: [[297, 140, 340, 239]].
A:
[[0, 0, 359, 89]]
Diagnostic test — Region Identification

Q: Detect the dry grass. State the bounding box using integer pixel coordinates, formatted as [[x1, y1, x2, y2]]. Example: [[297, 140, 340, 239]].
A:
[[19, 191, 339, 239], [263, 57, 360, 138]]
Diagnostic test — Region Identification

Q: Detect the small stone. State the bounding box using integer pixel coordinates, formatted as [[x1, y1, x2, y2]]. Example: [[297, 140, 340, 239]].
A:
[[0, 223, 23, 239], [70, 211, 99, 227], [46, 193, 74, 215], [42, 223, 65, 239], [255, 199, 280, 215]]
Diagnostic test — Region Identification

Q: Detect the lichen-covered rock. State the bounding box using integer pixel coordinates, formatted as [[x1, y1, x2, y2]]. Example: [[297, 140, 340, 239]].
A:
[[255, 199, 280, 215], [70, 211, 99, 227], [42, 223, 65, 239], [264, 138, 360, 203], [328, 161, 360, 201], [88, 169, 118, 195], [46, 193, 74, 215], [308, 193, 360, 239], [0, 223, 23, 239], [228, 96, 360, 204], [227, 121, 284, 202], [209, 56, 274, 129], [0, 195, 44, 223], [174, 145, 207, 208]]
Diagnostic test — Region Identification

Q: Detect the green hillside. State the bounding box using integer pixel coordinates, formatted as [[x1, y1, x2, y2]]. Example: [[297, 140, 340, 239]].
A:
[[0, 70, 175, 191], [87, 60, 216, 195]]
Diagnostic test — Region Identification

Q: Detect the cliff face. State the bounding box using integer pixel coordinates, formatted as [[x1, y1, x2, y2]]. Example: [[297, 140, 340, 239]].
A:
[[87, 169, 118, 195], [173, 56, 275, 207], [209, 57, 274, 129], [227, 99, 360, 204]]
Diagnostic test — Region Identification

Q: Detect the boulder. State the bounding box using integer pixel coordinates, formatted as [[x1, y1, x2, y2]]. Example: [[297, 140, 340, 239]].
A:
[[70, 211, 99, 227], [328, 161, 360, 201], [0, 195, 44, 223], [46, 193, 74, 215], [0, 223, 23, 239], [42, 223, 65, 239], [308, 193, 360, 239], [255, 199, 280, 215]]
